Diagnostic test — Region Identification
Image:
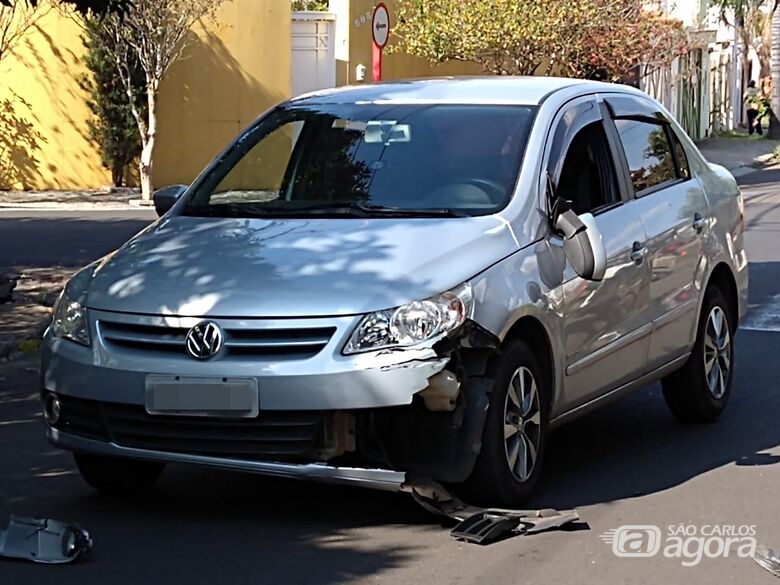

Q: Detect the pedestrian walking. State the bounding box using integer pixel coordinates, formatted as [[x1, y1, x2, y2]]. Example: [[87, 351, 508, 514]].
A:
[[745, 80, 764, 136]]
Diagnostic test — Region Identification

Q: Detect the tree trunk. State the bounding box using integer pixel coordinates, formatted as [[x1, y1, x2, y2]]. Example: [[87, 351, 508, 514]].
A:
[[770, 3, 780, 138], [112, 163, 124, 188], [139, 87, 157, 200]]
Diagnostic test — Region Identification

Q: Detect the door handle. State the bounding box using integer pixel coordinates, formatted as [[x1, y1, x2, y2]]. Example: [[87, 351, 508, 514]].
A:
[[692, 213, 705, 233], [630, 241, 647, 264]]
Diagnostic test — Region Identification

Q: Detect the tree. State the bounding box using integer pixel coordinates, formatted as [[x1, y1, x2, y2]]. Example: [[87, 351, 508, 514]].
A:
[[80, 15, 145, 187], [392, 0, 687, 82], [291, 0, 327, 10], [566, 0, 688, 82], [0, 0, 46, 66], [97, 0, 224, 199], [716, 0, 768, 87], [1, 0, 125, 14]]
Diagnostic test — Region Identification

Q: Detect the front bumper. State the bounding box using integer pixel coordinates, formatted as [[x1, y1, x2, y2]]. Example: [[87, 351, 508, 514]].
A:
[[41, 309, 449, 410], [48, 426, 406, 491]]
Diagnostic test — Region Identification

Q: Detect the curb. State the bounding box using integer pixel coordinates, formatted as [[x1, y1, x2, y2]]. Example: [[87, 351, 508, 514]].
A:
[[730, 166, 760, 178]]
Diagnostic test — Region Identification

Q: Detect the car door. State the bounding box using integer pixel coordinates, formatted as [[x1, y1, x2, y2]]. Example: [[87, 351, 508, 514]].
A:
[[547, 97, 653, 409], [604, 96, 709, 368]]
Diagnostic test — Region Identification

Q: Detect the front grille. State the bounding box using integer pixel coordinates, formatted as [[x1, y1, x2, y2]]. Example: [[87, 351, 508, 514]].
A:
[[55, 396, 326, 461], [98, 320, 336, 360]]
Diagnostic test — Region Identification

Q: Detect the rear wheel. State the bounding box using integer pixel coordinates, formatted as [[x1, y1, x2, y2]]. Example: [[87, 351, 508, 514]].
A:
[[74, 453, 165, 493], [662, 286, 734, 423], [462, 339, 548, 507]]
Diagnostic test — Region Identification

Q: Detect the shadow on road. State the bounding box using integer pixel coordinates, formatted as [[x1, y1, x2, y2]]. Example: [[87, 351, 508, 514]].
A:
[[0, 357, 435, 584], [2, 329, 779, 582], [530, 329, 780, 509]]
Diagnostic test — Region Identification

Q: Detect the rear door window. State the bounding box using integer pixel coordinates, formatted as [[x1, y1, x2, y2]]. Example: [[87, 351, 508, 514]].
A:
[[614, 119, 678, 195]]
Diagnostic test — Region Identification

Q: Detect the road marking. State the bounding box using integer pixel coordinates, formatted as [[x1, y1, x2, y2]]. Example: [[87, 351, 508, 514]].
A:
[[741, 293, 780, 332]]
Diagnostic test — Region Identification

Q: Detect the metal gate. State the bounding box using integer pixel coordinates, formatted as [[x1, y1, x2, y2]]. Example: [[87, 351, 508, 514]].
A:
[[677, 49, 704, 140], [709, 50, 733, 134], [292, 12, 336, 98], [641, 49, 711, 140]]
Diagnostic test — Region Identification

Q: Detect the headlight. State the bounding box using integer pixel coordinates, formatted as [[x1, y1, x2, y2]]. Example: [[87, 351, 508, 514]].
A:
[[343, 283, 473, 354], [51, 292, 90, 346]]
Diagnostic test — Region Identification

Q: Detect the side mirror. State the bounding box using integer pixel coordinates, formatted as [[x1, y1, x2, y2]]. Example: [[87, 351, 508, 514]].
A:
[[152, 185, 187, 217], [554, 207, 606, 282]]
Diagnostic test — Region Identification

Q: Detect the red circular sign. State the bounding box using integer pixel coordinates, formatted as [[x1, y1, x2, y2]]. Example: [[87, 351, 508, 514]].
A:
[[372, 3, 390, 49]]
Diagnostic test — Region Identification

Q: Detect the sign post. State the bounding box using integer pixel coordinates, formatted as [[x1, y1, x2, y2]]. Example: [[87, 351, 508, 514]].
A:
[[371, 3, 390, 81]]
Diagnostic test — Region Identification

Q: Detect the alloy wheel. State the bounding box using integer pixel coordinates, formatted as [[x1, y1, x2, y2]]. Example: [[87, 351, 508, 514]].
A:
[[703, 306, 731, 400], [503, 366, 542, 482]]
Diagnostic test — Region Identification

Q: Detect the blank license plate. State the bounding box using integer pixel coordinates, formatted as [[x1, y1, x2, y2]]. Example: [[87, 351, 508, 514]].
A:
[[145, 375, 259, 418]]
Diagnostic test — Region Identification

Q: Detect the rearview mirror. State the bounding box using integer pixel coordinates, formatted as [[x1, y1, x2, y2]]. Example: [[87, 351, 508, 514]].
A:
[[153, 184, 187, 217], [554, 208, 606, 282]]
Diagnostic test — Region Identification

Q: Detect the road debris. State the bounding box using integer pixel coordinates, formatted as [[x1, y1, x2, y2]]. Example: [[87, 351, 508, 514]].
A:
[[406, 481, 579, 545], [0, 515, 92, 564], [754, 545, 780, 578]]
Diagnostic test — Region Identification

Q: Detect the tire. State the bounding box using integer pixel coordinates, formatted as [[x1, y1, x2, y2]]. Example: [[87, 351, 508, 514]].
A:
[[662, 285, 735, 423], [462, 339, 549, 507], [74, 453, 165, 493]]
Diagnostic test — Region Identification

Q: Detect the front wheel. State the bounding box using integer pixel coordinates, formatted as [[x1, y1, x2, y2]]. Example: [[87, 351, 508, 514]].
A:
[[74, 453, 165, 493], [461, 339, 549, 507], [662, 286, 735, 423]]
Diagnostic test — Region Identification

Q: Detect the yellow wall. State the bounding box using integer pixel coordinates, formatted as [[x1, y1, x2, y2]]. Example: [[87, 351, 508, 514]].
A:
[[155, 0, 291, 187], [0, 5, 109, 189], [0, 0, 291, 190], [332, 0, 481, 86]]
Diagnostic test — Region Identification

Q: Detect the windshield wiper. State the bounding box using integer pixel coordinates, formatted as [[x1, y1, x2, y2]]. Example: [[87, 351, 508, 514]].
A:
[[188, 201, 472, 218], [292, 202, 472, 218]]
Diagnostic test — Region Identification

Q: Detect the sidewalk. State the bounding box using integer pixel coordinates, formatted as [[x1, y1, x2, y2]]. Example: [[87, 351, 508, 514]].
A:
[[697, 134, 779, 177], [0, 189, 147, 210]]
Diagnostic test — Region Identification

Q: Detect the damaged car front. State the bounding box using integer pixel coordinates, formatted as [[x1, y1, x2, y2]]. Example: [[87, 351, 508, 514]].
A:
[[40, 95, 543, 503]]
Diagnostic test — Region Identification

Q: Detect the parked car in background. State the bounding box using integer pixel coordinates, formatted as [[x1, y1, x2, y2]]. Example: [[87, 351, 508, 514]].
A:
[[41, 77, 748, 506]]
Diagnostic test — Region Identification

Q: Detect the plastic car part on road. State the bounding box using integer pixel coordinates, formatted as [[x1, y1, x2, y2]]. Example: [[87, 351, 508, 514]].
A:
[[405, 481, 580, 545], [0, 515, 92, 564], [755, 545, 780, 578]]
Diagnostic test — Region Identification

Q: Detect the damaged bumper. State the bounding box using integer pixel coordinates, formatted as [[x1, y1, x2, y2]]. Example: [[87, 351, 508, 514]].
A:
[[41, 310, 452, 411], [48, 426, 407, 491], [42, 312, 500, 488]]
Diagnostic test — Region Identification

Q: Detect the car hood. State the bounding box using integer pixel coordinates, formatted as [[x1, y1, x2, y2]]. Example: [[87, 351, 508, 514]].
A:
[[79, 215, 522, 317]]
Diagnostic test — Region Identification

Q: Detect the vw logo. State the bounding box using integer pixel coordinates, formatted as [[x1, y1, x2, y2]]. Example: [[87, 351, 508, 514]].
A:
[[185, 321, 224, 360]]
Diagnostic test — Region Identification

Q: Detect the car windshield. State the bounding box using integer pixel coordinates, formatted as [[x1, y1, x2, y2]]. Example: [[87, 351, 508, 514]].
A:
[[184, 103, 538, 218]]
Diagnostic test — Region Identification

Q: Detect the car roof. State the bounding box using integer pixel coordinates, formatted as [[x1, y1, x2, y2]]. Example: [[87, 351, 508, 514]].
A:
[[290, 76, 629, 106]]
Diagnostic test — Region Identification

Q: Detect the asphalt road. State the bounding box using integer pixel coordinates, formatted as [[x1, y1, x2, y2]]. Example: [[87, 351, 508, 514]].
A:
[[1, 171, 780, 584], [0, 209, 155, 271]]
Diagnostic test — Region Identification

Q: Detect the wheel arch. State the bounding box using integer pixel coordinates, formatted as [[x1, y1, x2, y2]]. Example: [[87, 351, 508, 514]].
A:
[[706, 262, 739, 332], [501, 316, 556, 410]]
